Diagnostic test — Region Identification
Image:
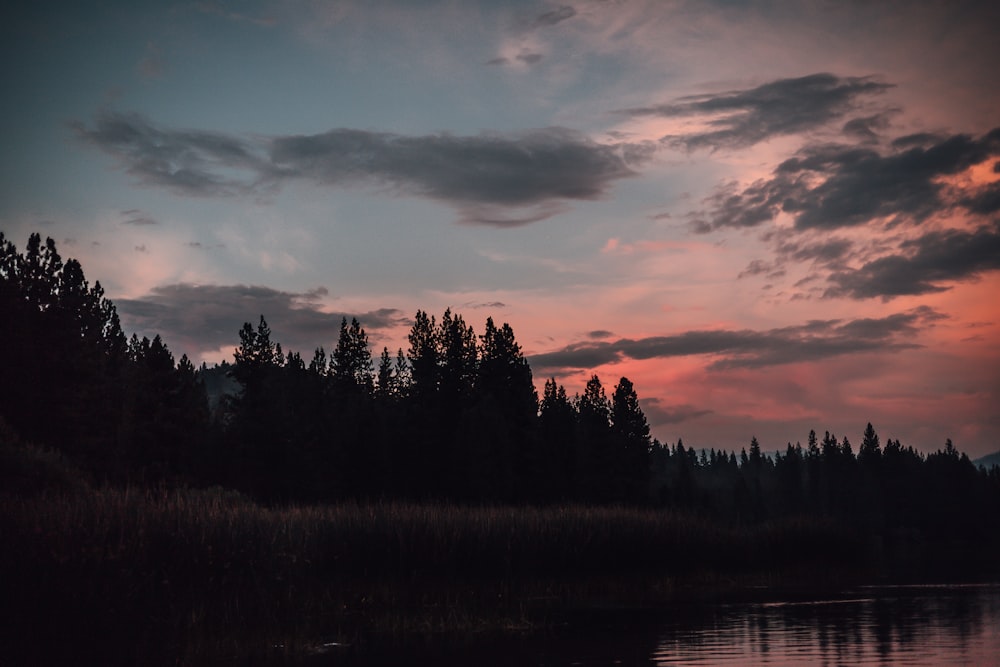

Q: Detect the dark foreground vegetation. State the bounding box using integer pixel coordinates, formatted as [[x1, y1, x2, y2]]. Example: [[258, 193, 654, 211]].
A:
[[2, 232, 1000, 663], [0, 459, 864, 663]]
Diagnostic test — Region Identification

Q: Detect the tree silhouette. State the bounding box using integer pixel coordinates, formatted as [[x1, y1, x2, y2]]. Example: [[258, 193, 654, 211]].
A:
[[0, 233, 126, 471], [228, 316, 295, 498], [539, 378, 577, 502], [610, 377, 651, 502], [6, 230, 1000, 574], [859, 422, 881, 467], [473, 318, 539, 500], [331, 317, 374, 396], [576, 375, 613, 501]]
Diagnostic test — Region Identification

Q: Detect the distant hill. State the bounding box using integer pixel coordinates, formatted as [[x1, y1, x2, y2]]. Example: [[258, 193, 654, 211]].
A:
[[973, 451, 1000, 470]]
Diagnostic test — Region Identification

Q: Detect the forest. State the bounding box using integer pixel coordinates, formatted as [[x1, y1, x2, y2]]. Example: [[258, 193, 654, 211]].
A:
[[3, 231, 999, 518], [2, 232, 1000, 662]]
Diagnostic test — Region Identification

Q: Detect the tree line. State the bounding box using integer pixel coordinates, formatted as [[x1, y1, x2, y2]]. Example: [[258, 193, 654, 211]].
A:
[[3, 233, 999, 538], [216, 309, 650, 504]]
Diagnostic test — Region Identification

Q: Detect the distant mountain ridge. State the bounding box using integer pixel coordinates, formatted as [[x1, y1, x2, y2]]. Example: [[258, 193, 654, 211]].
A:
[[973, 451, 1000, 470]]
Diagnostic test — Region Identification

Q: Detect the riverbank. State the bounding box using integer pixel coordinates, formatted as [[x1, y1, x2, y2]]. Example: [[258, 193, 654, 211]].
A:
[[1, 481, 872, 664], [2, 438, 997, 665]]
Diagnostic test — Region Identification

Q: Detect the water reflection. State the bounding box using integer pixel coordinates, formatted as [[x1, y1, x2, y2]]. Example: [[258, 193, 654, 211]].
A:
[[311, 584, 1000, 666], [651, 585, 1000, 666]]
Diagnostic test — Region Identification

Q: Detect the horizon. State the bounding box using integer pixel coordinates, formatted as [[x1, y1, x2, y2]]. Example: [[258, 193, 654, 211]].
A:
[[2, 1, 998, 457]]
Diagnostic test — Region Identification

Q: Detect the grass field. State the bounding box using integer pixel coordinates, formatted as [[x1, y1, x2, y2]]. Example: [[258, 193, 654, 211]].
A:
[[0, 472, 865, 664]]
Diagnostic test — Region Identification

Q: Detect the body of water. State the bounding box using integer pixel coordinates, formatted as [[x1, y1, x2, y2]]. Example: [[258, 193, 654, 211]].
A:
[[330, 583, 1000, 666]]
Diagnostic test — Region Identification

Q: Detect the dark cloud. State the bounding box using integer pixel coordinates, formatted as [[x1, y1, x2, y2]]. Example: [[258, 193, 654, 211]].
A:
[[778, 238, 854, 265], [116, 283, 407, 358], [470, 50, 544, 67], [76, 112, 647, 226], [696, 180, 781, 231], [529, 5, 576, 28], [698, 128, 1000, 231], [825, 222, 1000, 299], [528, 308, 941, 372], [120, 209, 158, 226], [72, 112, 270, 197], [891, 132, 946, 150], [962, 181, 1000, 215], [842, 111, 896, 143], [619, 73, 893, 151], [738, 259, 775, 279], [465, 301, 507, 309], [270, 126, 646, 225], [641, 398, 713, 426], [587, 330, 614, 340], [737, 259, 785, 281]]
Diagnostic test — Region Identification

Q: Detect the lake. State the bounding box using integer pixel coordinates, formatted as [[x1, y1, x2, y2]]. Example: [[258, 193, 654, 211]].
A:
[[321, 583, 1000, 666]]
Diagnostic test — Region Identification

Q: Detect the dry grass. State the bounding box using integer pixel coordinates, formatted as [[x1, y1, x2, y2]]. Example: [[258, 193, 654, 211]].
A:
[[0, 482, 862, 664]]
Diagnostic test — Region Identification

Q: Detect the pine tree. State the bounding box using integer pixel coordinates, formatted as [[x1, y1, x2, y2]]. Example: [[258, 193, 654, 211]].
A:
[[331, 317, 374, 396], [438, 308, 477, 403], [540, 378, 577, 501], [859, 422, 881, 467], [576, 375, 613, 502], [375, 346, 395, 400], [610, 376, 652, 502], [407, 310, 439, 400]]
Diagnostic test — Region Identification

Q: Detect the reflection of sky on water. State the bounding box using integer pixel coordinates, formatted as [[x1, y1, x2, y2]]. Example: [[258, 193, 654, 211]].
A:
[[652, 585, 1000, 666], [313, 584, 1000, 665]]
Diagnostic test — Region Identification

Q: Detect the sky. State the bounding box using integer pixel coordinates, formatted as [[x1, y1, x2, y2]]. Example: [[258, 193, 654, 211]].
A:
[[3, 0, 999, 458]]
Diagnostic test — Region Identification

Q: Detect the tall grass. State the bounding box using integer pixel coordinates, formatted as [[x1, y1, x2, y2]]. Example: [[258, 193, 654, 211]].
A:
[[0, 483, 863, 664]]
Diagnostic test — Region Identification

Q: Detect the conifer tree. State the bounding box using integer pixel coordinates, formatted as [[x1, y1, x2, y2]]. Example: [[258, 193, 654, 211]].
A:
[[576, 375, 614, 501], [438, 308, 477, 403], [610, 376, 652, 502], [407, 310, 439, 400], [540, 378, 577, 500], [859, 422, 882, 466], [331, 317, 374, 395]]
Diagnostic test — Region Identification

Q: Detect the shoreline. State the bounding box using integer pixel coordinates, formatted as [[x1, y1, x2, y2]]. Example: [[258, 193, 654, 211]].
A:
[[3, 483, 997, 664]]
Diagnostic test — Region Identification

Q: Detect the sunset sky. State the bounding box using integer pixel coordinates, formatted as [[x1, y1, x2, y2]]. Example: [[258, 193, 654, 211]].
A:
[[3, 1, 999, 457]]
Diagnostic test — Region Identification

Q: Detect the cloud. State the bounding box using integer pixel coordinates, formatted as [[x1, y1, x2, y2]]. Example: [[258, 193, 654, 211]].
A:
[[269, 126, 649, 225], [529, 5, 576, 29], [698, 127, 1000, 231], [738, 259, 782, 279], [528, 307, 942, 372], [75, 112, 649, 225], [116, 283, 407, 358], [619, 73, 893, 151], [120, 209, 159, 226], [72, 112, 271, 197], [775, 238, 854, 266], [842, 111, 896, 143], [462, 300, 508, 309], [641, 398, 713, 427], [962, 181, 1000, 215], [487, 50, 544, 66], [825, 221, 1000, 299]]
